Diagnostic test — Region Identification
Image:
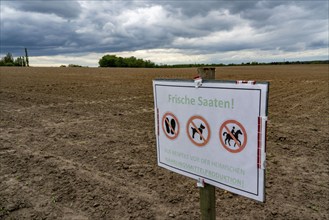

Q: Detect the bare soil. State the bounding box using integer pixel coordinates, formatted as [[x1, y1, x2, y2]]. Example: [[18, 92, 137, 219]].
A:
[[0, 65, 328, 219]]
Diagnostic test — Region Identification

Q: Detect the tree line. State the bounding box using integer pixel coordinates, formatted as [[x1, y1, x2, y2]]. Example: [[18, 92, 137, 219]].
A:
[[1, 51, 327, 67], [0, 49, 29, 67], [99, 54, 156, 68], [158, 60, 329, 68], [98, 54, 328, 68]]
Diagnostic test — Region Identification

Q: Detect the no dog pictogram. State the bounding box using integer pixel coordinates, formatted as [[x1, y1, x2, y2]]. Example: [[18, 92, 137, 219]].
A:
[[219, 120, 247, 153], [162, 112, 179, 140], [186, 115, 211, 147]]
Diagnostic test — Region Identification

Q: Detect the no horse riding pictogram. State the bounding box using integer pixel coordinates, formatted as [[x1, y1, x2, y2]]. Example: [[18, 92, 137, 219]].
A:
[[186, 115, 210, 147], [162, 112, 180, 140], [219, 120, 247, 153]]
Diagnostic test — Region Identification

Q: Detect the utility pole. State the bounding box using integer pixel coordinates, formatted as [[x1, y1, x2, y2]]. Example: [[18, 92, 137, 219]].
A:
[[25, 48, 29, 67]]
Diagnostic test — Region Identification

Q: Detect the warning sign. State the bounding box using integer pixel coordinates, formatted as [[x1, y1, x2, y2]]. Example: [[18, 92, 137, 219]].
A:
[[186, 115, 210, 147], [153, 79, 269, 202], [162, 112, 179, 140], [219, 120, 247, 153]]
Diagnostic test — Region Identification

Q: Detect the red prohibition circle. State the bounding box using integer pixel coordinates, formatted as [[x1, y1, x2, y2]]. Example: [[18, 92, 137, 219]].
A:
[[162, 112, 180, 140], [186, 115, 211, 147], [219, 119, 247, 153]]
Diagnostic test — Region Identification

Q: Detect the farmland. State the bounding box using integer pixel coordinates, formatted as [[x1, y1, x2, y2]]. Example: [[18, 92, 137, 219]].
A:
[[0, 65, 328, 219]]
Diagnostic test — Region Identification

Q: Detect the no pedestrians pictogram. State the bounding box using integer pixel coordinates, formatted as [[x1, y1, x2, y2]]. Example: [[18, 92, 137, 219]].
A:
[[186, 115, 211, 147], [162, 112, 180, 140], [219, 120, 247, 153]]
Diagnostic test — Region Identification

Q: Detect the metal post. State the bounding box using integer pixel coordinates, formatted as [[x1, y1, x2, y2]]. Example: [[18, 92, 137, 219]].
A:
[[197, 67, 216, 220]]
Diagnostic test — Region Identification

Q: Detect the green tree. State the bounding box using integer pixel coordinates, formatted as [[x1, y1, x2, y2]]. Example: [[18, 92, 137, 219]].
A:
[[125, 56, 138, 67], [115, 57, 126, 67], [0, 53, 14, 66], [14, 56, 26, 66], [99, 55, 118, 67], [4, 53, 14, 64]]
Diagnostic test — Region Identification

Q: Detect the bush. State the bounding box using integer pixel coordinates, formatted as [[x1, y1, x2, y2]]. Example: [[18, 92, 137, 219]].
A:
[[68, 64, 82, 67]]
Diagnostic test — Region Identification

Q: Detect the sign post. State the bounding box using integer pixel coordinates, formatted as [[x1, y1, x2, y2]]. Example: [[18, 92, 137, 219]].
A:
[[198, 68, 216, 220], [153, 68, 269, 217]]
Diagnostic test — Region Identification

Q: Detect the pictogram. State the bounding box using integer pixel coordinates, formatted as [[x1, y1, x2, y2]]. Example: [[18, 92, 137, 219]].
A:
[[219, 119, 247, 153], [162, 112, 179, 140], [186, 115, 211, 147]]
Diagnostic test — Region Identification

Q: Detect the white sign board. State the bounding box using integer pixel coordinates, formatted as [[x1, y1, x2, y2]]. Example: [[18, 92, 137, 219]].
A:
[[153, 79, 269, 202]]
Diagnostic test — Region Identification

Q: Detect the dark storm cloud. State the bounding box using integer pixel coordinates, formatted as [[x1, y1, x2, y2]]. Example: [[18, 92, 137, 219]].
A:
[[5, 0, 81, 19], [1, 0, 96, 56], [1, 9, 80, 56], [0, 0, 328, 61]]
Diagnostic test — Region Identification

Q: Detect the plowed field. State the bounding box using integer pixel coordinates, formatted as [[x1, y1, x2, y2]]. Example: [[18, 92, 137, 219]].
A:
[[0, 65, 328, 219]]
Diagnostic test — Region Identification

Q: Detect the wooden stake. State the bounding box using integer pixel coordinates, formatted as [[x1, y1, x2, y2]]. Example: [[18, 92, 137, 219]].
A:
[[197, 67, 216, 220], [197, 67, 216, 80], [200, 183, 216, 220]]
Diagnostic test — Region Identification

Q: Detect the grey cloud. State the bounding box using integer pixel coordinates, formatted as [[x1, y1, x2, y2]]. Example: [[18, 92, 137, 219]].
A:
[[1, 0, 328, 60], [1, 10, 81, 56], [241, 1, 327, 29], [160, 1, 223, 17], [5, 0, 81, 19], [308, 40, 328, 49]]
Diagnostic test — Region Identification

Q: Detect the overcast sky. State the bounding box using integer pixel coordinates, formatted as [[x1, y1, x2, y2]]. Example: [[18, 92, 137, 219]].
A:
[[1, 0, 328, 66]]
